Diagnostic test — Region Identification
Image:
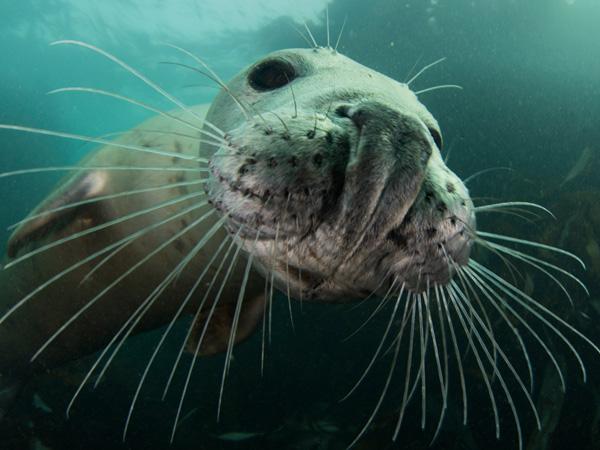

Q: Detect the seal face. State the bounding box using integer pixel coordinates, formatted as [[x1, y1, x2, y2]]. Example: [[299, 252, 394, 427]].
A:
[[205, 48, 475, 300]]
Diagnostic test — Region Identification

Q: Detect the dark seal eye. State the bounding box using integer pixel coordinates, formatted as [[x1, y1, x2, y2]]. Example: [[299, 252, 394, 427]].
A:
[[248, 59, 296, 91], [428, 127, 443, 149]]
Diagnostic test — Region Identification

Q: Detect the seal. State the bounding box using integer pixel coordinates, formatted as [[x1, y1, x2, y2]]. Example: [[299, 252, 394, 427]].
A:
[[0, 41, 594, 448]]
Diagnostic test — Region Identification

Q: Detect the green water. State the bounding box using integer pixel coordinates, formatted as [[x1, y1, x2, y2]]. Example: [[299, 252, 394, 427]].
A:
[[1, 1, 600, 449]]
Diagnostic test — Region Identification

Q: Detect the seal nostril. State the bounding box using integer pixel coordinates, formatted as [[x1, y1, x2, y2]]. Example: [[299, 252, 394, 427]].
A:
[[313, 153, 323, 167], [335, 105, 351, 118]]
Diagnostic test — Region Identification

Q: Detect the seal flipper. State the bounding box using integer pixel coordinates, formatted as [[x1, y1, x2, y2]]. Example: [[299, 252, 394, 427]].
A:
[[7, 170, 110, 259], [185, 294, 266, 356]]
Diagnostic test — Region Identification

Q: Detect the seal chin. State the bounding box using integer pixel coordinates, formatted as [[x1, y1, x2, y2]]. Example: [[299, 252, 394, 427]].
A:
[[384, 169, 476, 293]]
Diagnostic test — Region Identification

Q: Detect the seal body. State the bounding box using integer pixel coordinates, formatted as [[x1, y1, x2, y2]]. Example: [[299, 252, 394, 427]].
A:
[[0, 105, 265, 388]]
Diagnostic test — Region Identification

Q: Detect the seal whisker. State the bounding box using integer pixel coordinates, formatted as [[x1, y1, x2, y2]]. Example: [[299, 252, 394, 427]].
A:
[[260, 204, 279, 356], [50, 40, 216, 136], [80, 239, 133, 285], [260, 268, 270, 376], [0, 201, 207, 329], [291, 24, 314, 48], [346, 289, 408, 449], [457, 268, 504, 382], [0, 165, 206, 181], [425, 287, 448, 445], [463, 230, 523, 286], [475, 208, 542, 225], [170, 231, 244, 443], [437, 284, 468, 425], [325, 6, 331, 49], [285, 74, 298, 119], [123, 221, 232, 440], [477, 238, 585, 302], [346, 273, 392, 314], [449, 281, 528, 450], [161, 232, 239, 401], [475, 205, 544, 219], [303, 22, 319, 48], [455, 275, 544, 441], [453, 261, 500, 381], [31, 207, 216, 363], [334, 16, 347, 53], [393, 294, 418, 438], [462, 265, 562, 392], [9, 179, 206, 231], [417, 293, 428, 430], [268, 269, 275, 345], [279, 195, 296, 332], [442, 134, 456, 164], [163, 44, 253, 124], [474, 199, 554, 215], [430, 284, 451, 443], [476, 230, 586, 270], [470, 260, 600, 380], [48, 87, 226, 145], [463, 167, 514, 185], [0, 124, 209, 164], [266, 111, 290, 135], [120, 238, 213, 440], [342, 277, 397, 342], [130, 127, 226, 146], [444, 282, 500, 439], [341, 281, 404, 401], [217, 231, 260, 420], [160, 60, 252, 123], [414, 84, 464, 95], [64, 207, 215, 418], [406, 57, 447, 86], [4, 191, 206, 271]]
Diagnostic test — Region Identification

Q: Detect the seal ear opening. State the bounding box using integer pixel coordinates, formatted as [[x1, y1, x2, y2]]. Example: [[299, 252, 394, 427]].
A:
[[7, 170, 109, 259], [185, 294, 266, 357]]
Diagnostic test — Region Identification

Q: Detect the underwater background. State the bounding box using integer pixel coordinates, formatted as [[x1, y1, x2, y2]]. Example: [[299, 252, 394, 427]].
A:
[[1, 0, 600, 449]]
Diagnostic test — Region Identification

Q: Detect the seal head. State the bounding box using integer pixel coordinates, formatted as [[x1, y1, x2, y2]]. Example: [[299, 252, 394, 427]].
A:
[[204, 48, 475, 300]]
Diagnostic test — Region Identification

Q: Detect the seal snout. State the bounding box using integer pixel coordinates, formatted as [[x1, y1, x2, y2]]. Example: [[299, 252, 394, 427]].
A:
[[333, 101, 433, 171]]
